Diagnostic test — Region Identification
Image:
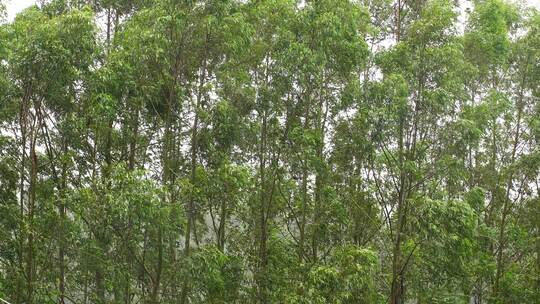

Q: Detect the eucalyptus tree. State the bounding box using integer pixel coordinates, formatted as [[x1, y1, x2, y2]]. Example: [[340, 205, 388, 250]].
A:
[[373, 0, 477, 302], [281, 0, 370, 263], [0, 5, 97, 304], [0, 1, 539, 304], [461, 0, 536, 302], [101, 2, 196, 302], [485, 7, 540, 302]]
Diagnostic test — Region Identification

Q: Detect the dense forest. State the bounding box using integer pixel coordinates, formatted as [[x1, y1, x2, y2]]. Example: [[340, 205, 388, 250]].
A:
[[0, 0, 539, 303]]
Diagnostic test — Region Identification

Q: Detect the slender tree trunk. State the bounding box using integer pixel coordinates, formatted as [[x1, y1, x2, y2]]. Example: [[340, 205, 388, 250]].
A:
[[178, 106, 199, 304], [217, 199, 227, 252], [299, 161, 307, 260], [257, 107, 268, 304], [395, 0, 402, 42], [311, 74, 328, 263], [95, 233, 106, 304], [493, 73, 526, 298], [390, 109, 407, 304], [16, 89, 29, 304], [180, 33, 209, 304], [58, 137, 67, 304], [106, 8, 111, 50], [26, 110, 38, 304], [128, 106, 139, 171], [390, 182, 406, 304], [150, 228, 163, 304]]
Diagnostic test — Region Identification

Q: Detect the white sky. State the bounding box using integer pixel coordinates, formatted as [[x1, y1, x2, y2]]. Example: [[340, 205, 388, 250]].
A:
[[6, 0, 36, 21], [5, 0, 540, 21]]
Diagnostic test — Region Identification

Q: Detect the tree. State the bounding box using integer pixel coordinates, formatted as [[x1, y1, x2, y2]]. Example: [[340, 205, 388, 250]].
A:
[[0, 1, 539, 303]]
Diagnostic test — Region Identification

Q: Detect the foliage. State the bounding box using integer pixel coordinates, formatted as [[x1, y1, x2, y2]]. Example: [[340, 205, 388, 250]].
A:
[[0, 0, 538, 303]]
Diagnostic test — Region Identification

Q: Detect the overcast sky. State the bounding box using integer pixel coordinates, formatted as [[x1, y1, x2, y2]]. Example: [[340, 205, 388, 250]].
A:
[[6, 0, 35, 21], [5, 0, 540, 21]]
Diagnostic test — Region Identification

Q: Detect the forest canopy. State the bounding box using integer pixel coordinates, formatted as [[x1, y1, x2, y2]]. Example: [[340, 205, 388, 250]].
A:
[[0, 0, 539, 303]]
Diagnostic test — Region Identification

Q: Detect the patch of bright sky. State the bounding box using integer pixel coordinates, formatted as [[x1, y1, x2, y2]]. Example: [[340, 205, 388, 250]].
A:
[[6, 0, 36, 21]]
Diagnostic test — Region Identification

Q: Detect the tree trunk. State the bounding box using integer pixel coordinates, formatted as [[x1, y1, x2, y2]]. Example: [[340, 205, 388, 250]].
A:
[[257, 107, 268, 304], [493, 72, 526, 298]]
